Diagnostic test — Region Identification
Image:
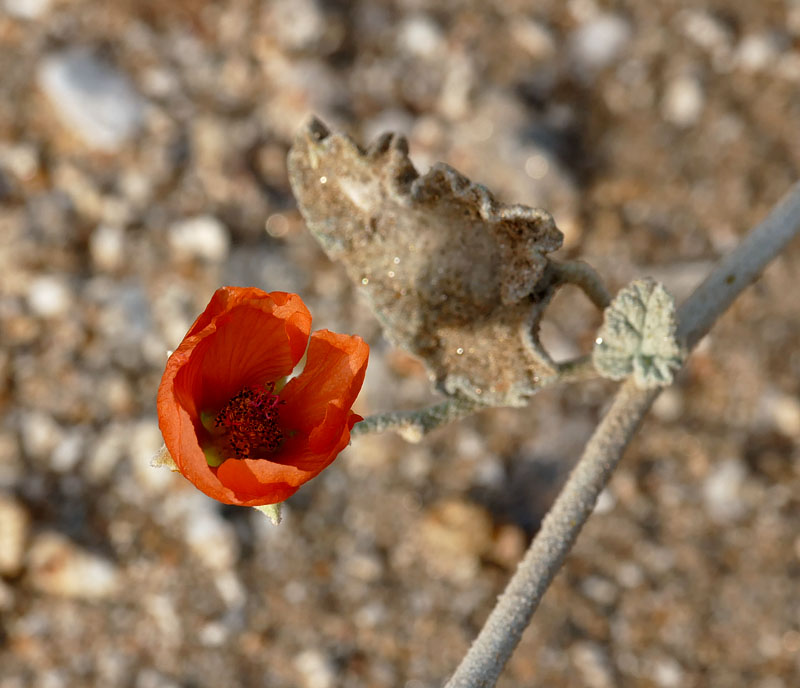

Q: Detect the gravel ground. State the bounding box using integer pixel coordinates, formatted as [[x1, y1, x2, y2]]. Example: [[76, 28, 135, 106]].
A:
[[1, 1, 799, 687]]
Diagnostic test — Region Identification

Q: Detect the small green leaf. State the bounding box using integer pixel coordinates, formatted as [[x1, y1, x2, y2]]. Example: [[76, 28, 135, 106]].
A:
[[593, 279, 684, 389]]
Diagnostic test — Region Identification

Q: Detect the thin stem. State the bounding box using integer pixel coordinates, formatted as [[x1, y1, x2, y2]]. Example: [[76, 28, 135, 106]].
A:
[[352, 395, 484, 442], [549, 259, 612, 310], [445, 180, 800, 688]]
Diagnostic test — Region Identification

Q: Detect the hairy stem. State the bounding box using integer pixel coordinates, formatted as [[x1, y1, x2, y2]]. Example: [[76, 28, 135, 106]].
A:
[[549, 259, 612, 310], [351, 395, 484, 442], [445, 180, 800, 688]]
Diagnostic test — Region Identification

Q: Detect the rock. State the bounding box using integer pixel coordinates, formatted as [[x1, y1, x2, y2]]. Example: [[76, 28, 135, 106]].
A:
[[168, 215, 230, 262], [85, 423, 128, 483], [267, 0, 325, 51], [415, 499, 492, 584], [397, 14, 443, 58], [179, 495, 240, 572], [26, 275, 72, 318], [0, 494, 30, 576], [511, 19, 556, 61], [650, 655, 685, 688], [569, 14, 631, 73], [680, 10, 733, 54], [38, 48, 145, 151], [581, 575, 618, 606], [90, 224, 126, 272], [702, 458, 747, 524], [20, 410, 64, 461], [27, 531, 120, 599], [294, 649, 335, 688], [736, 33, 779, 73], [3, 0, 51, 20], [662, 74, 704, 127], [50, 429, 85, 473], [571, 641, 614, 688], [759, 390, 800, 437], [135, 669, 181, 688]]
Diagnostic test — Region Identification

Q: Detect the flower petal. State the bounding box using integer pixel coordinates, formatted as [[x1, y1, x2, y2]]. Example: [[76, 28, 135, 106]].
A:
[[157, 354, 240, 503], [172, 288, 311, 413], [279, 330, 369, 437], [215, 412, 360, 505]]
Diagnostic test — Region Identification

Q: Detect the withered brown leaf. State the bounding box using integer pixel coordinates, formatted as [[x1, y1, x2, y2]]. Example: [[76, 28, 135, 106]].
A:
[[288, 118, 568, 407]]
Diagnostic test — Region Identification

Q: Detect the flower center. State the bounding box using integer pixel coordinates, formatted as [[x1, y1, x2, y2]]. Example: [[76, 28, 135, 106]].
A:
[[214, 384, 284, 459]]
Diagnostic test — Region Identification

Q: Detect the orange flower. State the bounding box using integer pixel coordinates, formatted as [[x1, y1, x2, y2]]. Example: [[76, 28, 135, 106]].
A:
[[157, 287, 369, 506]]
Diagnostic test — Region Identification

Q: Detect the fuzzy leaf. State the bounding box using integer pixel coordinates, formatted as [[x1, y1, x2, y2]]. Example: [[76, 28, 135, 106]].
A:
[[593, 279, 684, 389]]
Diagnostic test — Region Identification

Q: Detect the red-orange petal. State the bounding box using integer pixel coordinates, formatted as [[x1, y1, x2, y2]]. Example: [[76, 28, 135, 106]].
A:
[[172, 288, 311, 413], [279, 330, 369, 439], [215, 412, 361, 505]]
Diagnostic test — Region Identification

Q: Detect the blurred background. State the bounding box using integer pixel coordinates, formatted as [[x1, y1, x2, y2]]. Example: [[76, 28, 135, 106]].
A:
[[1, 1, 799, 686]]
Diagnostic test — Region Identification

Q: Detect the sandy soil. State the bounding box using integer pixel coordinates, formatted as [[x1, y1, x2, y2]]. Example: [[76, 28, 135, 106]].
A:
[[0, 1, 798, 687]]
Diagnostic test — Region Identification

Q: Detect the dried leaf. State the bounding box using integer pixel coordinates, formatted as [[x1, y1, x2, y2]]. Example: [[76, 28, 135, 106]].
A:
[[288, 118, 565, 406]]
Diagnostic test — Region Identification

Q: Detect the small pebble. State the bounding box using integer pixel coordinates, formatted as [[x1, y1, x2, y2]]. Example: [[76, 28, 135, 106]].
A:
[[3, 0, 51, 20], [570, 14, 631, 73], [397, 14, 443, 58], [90, 224, 126, 272], [571, 641, 614, 688], [702, 458, 747, 524], [662, 74, 704, 127], [168, 215, 230, 262], [38, 48, 145, 151], [26, 276, 72, 318], [294, 649, 335, 688], [27, 531, 120, 599], [0, 494, 30, 576]]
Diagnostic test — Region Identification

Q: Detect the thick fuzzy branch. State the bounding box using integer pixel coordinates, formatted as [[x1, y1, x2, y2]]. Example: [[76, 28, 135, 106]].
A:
[[445, 180, 800, 688]]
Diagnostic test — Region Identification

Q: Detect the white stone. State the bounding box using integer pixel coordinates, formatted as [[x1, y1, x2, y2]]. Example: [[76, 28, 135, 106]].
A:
[[662, 74, 704, 127], [168, 215, 230, 262], [581, 575, 618, 605], [0, 494, 29, 576], [3, 0, 51, 20], [651, 387, 684, 422], [398, 14, 443, 58], [737, 34, 778, 73], [85, 424, 127, 482], [0, 142, 39, 180], [182, 498, 239, 571], [268, 0, 324, 51], [26, 275, 72, 317], [90, 224, 125, 271], [593, 488, 616, 514], [651, 656, 685, 688], [759, 390, 800, 437], [571, 641, 614, 688], [50, 429, 85, 472], [27, 531, 120, 599], [680, 10, 732, 53], [511, 19, 556, 60], [702, 458, 747, 523], [20, 410, 63, 460], [570, 14, 631, 71], [294, 649, 335, 688], [38, 48, 145, 151]]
